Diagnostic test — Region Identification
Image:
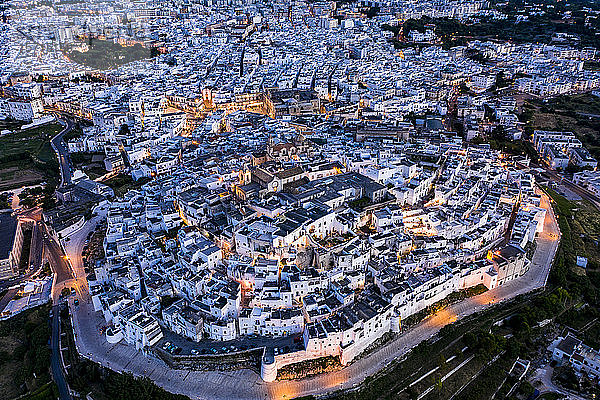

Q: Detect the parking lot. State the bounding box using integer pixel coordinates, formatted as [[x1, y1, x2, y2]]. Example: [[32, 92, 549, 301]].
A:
[[158, 329, 303, 357]]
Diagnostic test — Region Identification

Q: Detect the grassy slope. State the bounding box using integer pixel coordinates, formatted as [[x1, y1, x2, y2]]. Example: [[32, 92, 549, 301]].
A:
[[524, 94, 600, 159], [0, 304, 52, 399], [68, 39, 153, 70], [0, 123, 62, 190]]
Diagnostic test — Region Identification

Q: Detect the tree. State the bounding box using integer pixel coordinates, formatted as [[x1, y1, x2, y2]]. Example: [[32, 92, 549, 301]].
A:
[[364, 6, 380, 18], [463, 331, 477, 348], [403, 19, 427, 34], [495, 72, 511, 89], [118, 124, 130, 136], [438, 354, 447, 372], [505, 338, 521, 358], [381, 23, 400, 36]]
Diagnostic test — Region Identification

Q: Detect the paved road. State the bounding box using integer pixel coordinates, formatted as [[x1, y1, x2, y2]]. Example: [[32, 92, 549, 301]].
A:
[[43, 116, 80, 399], [43, 223, 73, 295], [63, 191, 560, 400], [51, 118, 74, 187], [51, 304, 72, 400], [61, 207, 107, 302]]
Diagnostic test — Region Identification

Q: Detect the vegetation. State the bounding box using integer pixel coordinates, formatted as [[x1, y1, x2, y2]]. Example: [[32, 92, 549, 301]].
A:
[[160, 295, 180, 310], [362, 6, 379, 19], [583, 60, 600, 71], [471, 126, 539, 163], [399, 0, 600, 50], [70, 151, 106, 179], [0, 192, 12, 209], [322, 284, 576, 400], [553, 364, 599, 397], [104, 174, 151, 197], [277, 356, 342, 380], [62, 123, 84, 142], [544, 186, 600, 303], [522, 94, 600, 159], [67, 39, 159, 70], [0, 304, 52, 399], [0, 118, 25, 131], [349, 196, 372, 212], [0, 123, 61, 192], [19, 185, 57, 210], [68, 360, 191, 400], [19, 382, 60, 400], [537, 394, 564, 400]]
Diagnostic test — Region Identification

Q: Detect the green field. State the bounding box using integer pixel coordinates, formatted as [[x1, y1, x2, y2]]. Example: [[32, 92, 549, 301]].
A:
[[67, 39, 158, 70], [0, 123, 61, 191], [544, 186, 600, 276]]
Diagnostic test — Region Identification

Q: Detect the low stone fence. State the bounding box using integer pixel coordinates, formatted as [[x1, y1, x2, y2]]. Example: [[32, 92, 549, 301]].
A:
[[153, 347, 263, 373]]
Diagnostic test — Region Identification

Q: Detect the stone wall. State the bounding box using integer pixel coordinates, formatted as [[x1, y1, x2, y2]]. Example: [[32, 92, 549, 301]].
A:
[[154, 348, 263, 372]]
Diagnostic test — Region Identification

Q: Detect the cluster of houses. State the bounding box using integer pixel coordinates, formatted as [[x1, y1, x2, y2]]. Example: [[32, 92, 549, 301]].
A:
[[552, 334, 600, 381], [534, 130, 597, 171], [79, 116, 546, 380], [4, 0, 595, 384]]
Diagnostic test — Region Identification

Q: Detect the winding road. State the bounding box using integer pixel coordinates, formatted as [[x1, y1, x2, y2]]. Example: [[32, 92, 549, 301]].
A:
[[62, 191, 560, 400], [44, 115, 77, 399], [51, 117, 75, 187], [40, 115, 561, 399], [50, 304, 72, 400]]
